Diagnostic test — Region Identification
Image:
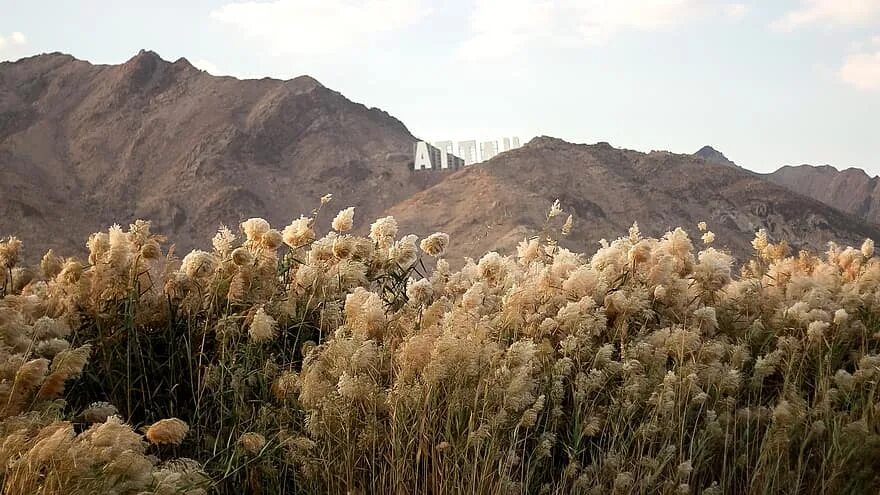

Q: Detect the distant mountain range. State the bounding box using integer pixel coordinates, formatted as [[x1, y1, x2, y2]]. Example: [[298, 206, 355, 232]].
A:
[[766, 165, 880, 226], [2, 50, 878, 262], [390, 138, 878, 259], [687, 148, 880, 230], [694, 145, 738, 168], [0, 50, 444, 257]]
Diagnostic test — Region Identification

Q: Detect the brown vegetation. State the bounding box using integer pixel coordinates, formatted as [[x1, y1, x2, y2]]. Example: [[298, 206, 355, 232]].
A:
[[1, 198, 879, 493]]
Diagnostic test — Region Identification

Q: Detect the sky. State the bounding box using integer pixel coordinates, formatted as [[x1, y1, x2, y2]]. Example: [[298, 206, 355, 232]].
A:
[[1, 0, 879, 175]]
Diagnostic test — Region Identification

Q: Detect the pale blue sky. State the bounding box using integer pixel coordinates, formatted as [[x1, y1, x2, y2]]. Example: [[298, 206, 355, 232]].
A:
[[1, 0, 879, 174]]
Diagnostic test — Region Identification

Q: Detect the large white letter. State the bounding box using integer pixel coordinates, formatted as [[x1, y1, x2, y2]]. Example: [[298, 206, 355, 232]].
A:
[[458, 140, 477, 165], [413, 141, 432, 170]]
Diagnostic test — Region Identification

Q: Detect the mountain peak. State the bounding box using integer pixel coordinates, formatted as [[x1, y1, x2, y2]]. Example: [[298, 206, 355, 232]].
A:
[[285, 75, 325, 92], [694, 145, 738, 167], [390, 133, 879, 261], [767, 164, 880, 223], [129, 49, 164, 64], [0, 51, 428, 259], [172, 57, 197, 71]]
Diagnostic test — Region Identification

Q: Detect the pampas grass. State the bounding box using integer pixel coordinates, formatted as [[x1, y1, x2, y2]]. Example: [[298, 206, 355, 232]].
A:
[[0, 200, 879, 494]]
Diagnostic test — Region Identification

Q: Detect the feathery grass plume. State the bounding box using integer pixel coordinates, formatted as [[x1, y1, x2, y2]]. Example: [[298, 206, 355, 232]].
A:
[[231, 247, 253, 266], [35, 338, 69, 358], [344, 287, 385, 339], [628, 239, 652, 264], [693, 307, 718, 335], [262, 229, 284, 250], [332, 207, 355, 232], [81, 401, 119, 424], [332, 234, 355, 259], [406, 278, 433, 306], [39, 250, 63, 279], [282, 216, 315, 248], [31, 317, 70, 340], [86, 231, 110, 265], [241, 217, 271, 243], [369, 216, 398, 248], [862, 238, 875, 258], [517, 237, 542, 265], [0, 413, 206, 494], [389, 234, 419, 268], [693, 248, 733, 292], [419, 232, 449, 257], [248, 306, 278, 343], [37, 344, 91, 399], [561, 214, 573, 235], [140, 240, 162, 260], [212, 225, 237, 256], [146, 418, 189, 445], [548, 199, 562, 218], [3, 207, 880, 493], [238, 432, 266, 454], [106, 224, 131, 272], [4, 358, 49, 416], [834, 308, 849, 325], [10, 268, 35, 294], [0, 236, 22, 269], [181, 250, 217, 279], [272, 371, 301, 402]]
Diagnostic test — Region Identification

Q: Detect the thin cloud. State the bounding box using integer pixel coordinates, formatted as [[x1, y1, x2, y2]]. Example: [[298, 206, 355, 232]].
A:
[[723, 3, 748, 21], [0, 31, 28, 61], [210, 0, 431, 55], [193, 59, 220, 75], [841, 49, 880, 91], [458, 0, 749, 61], [772, 0, 880, 32]]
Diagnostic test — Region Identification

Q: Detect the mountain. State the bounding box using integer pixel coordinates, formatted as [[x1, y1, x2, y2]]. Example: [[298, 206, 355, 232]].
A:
[[694, 145, 738, 167], [0, 50, 446, 259], [388, 138, 880, 260], [767, 165, 880, 225], [2, 51, 879, 264]]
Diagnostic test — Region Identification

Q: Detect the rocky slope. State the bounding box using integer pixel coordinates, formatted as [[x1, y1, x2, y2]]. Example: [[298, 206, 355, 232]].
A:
[[694, 145, 738, 167], [2, 51, 879, 264], [0, 50, 447, 259], [389, 138, 880, 261], [767, 165, 880, 225]]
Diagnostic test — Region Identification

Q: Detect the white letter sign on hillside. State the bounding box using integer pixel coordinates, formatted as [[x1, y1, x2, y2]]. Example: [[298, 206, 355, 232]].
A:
[[435, 141, 454, 169], [458, 140, 478, 166], [413, 137, 519, 171], [413, 141, 432, 170], [412, 141, 465, 171]]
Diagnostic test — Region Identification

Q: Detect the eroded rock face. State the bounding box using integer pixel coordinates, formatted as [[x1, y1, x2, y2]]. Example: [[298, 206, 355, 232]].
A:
[[0, 51, 445, 259], [2, 52, 878, 264], [388, 137, 880, 261], [767, 165, 880, 225], [694, 146, 738, 168]]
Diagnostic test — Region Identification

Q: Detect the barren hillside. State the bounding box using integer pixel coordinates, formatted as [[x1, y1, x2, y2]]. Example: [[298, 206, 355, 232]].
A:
[[389, 137, 880, 261], [767, 164, 880, 225], [0, 50, 445, 259], [2, 52, 879, 264]]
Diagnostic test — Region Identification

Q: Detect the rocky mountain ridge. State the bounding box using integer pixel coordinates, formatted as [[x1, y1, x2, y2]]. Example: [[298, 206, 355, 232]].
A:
[[0, 50, 445, 259], [2, 51, 878, 263], [694, 145, 738, 167], [388, 137, 880, 260], [766, 164, 880, 225]]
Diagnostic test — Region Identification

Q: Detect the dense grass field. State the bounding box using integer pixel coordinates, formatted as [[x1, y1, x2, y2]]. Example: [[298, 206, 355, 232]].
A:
[[1, 199, 878, 494]]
